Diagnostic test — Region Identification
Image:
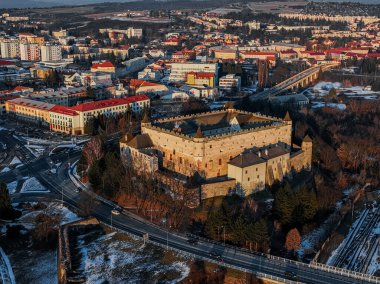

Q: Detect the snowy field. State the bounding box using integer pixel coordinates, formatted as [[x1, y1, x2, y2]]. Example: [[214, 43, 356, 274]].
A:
[[311, 102, 347, 110], [76, 230, 190, 284], [20, 177, 50, 193], [1, 202, 80, 284], [310, 82, 380, 100]]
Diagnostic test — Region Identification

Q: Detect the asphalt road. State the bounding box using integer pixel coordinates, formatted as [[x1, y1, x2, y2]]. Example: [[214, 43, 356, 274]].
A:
[[7, 152, 378, 284], [250, 64, 337, 101]]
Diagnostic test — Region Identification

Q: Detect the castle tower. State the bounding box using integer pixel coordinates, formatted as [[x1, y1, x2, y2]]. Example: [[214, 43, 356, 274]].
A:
[[258, 59, 269, 89], [301, 135, 313, 170], [194, 126, 204, 139], [283, 111, 292, 146]]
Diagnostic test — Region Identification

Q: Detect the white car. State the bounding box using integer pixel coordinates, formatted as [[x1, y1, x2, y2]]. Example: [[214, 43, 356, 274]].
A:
[[111, 209, 120, 215]]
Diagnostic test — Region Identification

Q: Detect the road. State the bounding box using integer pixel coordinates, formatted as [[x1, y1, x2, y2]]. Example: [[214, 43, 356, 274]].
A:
[[250, 63, 339, 101], [7, 151, 379, 284]]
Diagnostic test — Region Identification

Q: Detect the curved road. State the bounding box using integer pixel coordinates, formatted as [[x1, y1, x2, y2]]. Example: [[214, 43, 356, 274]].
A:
[[6, 151, 379, 284]]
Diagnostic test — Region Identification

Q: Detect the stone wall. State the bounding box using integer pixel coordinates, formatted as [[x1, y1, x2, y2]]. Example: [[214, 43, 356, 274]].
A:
[[142, 120, 292, 179], [57, 218, 100, 284], [201, 179, 236, 199]]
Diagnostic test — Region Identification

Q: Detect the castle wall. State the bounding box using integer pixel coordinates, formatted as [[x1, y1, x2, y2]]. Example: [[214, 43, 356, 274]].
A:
[[142, 122, 292, 179], [201, 179, 236, 199]]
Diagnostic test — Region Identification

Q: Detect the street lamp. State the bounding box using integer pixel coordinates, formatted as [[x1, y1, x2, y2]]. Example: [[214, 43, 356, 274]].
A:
[[111, 211, 113, 230], [217, 226, 226, 245]]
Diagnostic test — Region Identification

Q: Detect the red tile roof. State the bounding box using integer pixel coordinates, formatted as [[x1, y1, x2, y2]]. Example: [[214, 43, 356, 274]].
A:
[[281, 49, 297, 54], [50, 105, 79, 116], [92, 61, 115, 69], [130, 79, 162, 89], [0, 60, 16, 66], [242, 51, 276, 56], [187, 72, 215, 78], [69, 95, 149, 112]]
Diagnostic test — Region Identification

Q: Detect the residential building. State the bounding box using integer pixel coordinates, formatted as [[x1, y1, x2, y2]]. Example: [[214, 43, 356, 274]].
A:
[[20, 43, 40, 61], [91, 61, 116, 74], [6, 95, 150, 135], [0, 41, 20, 58], [169, 62, 218, 82], [129, 79, 168, 95], [40, 44, 62, 62], [186, 72, 216, 88], [219, 74, 241, 92]]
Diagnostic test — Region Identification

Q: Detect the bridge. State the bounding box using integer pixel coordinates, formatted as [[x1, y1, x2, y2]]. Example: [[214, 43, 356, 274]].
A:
[[250, 62, 340, 101]]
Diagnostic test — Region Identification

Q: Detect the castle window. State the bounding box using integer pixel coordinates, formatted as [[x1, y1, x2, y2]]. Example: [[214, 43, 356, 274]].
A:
[[173, 149, 175, 155], [205, 163, 207, 168], [170, 154, 172, 160], [245, 170, 248, 174], [248, 178, 250, 181], [257, 175, 260, 179], [219, 159, 222, 165], [180, 157, 182, 164], [210, 145, 212, 148], [163, 152, 165, 157], [256, 168, 258, 171]]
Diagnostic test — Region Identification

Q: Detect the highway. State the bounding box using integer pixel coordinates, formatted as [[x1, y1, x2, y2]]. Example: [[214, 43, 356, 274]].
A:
[[6, 151, 379, 284]]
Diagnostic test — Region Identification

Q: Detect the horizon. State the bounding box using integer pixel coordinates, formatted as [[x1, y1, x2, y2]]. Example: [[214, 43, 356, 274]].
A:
[[1, 0, 380, 9]]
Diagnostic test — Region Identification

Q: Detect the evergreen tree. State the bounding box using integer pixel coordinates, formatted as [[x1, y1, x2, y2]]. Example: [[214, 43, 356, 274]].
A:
[[231, 215, 247, 245], [0, 182, 11, 216], [273, 183, 295, 226], [297, 186, 317, 222]]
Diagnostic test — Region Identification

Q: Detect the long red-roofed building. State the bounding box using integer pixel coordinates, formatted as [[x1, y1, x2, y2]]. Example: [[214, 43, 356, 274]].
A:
[[7, 95, 150, 135]]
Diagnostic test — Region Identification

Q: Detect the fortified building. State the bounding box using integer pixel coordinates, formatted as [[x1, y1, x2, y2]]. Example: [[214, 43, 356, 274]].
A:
[[120, 106, 312, 199]]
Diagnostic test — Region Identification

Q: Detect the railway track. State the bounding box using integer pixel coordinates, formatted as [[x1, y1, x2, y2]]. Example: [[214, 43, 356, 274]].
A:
[[332, 206, 380, 273]]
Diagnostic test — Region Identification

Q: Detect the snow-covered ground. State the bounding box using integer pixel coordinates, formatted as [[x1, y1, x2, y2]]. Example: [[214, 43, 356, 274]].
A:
[[25, 145, 46, 158], [3, 202, 79, 284], [311, 102, 347, 110], [6, 181, 17, 195], [9, 156, 22, 166], [326, 206, 380, 275], [311, 82, 379, 100], [20, 177, 50, 193], [1, 167, 10, 173], [77, 231, 190, 283]]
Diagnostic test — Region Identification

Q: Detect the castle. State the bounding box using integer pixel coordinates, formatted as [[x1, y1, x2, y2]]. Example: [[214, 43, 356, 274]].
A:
[[120, 107, 312, 199]]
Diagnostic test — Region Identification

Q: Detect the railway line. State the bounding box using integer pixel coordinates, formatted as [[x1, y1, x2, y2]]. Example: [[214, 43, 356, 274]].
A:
[[330, 205, 380, 274]]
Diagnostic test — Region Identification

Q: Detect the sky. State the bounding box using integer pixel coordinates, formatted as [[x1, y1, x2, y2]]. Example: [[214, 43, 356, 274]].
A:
[[0, 0, 379, 9]]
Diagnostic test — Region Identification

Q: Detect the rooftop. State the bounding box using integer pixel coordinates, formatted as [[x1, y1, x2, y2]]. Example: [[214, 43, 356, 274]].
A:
[[70, 95, 149, 112], [151, 109, 284, 138], [229, 145, 290, 168]]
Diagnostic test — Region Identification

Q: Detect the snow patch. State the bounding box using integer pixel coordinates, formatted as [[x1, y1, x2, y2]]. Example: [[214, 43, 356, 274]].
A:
[[1, 167, 10, 173], [311, 102, 346, 110], [9, 156, 22, 166], [7, 181, 17, 194], [20, 177, 49, 193]]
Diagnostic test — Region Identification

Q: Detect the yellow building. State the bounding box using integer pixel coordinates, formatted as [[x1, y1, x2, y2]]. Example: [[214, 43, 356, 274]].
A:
[[6, 98, 53, 126], [125, 109, 312, 198], [186, 72, 215, 88], [214, 49, 237, 61]]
